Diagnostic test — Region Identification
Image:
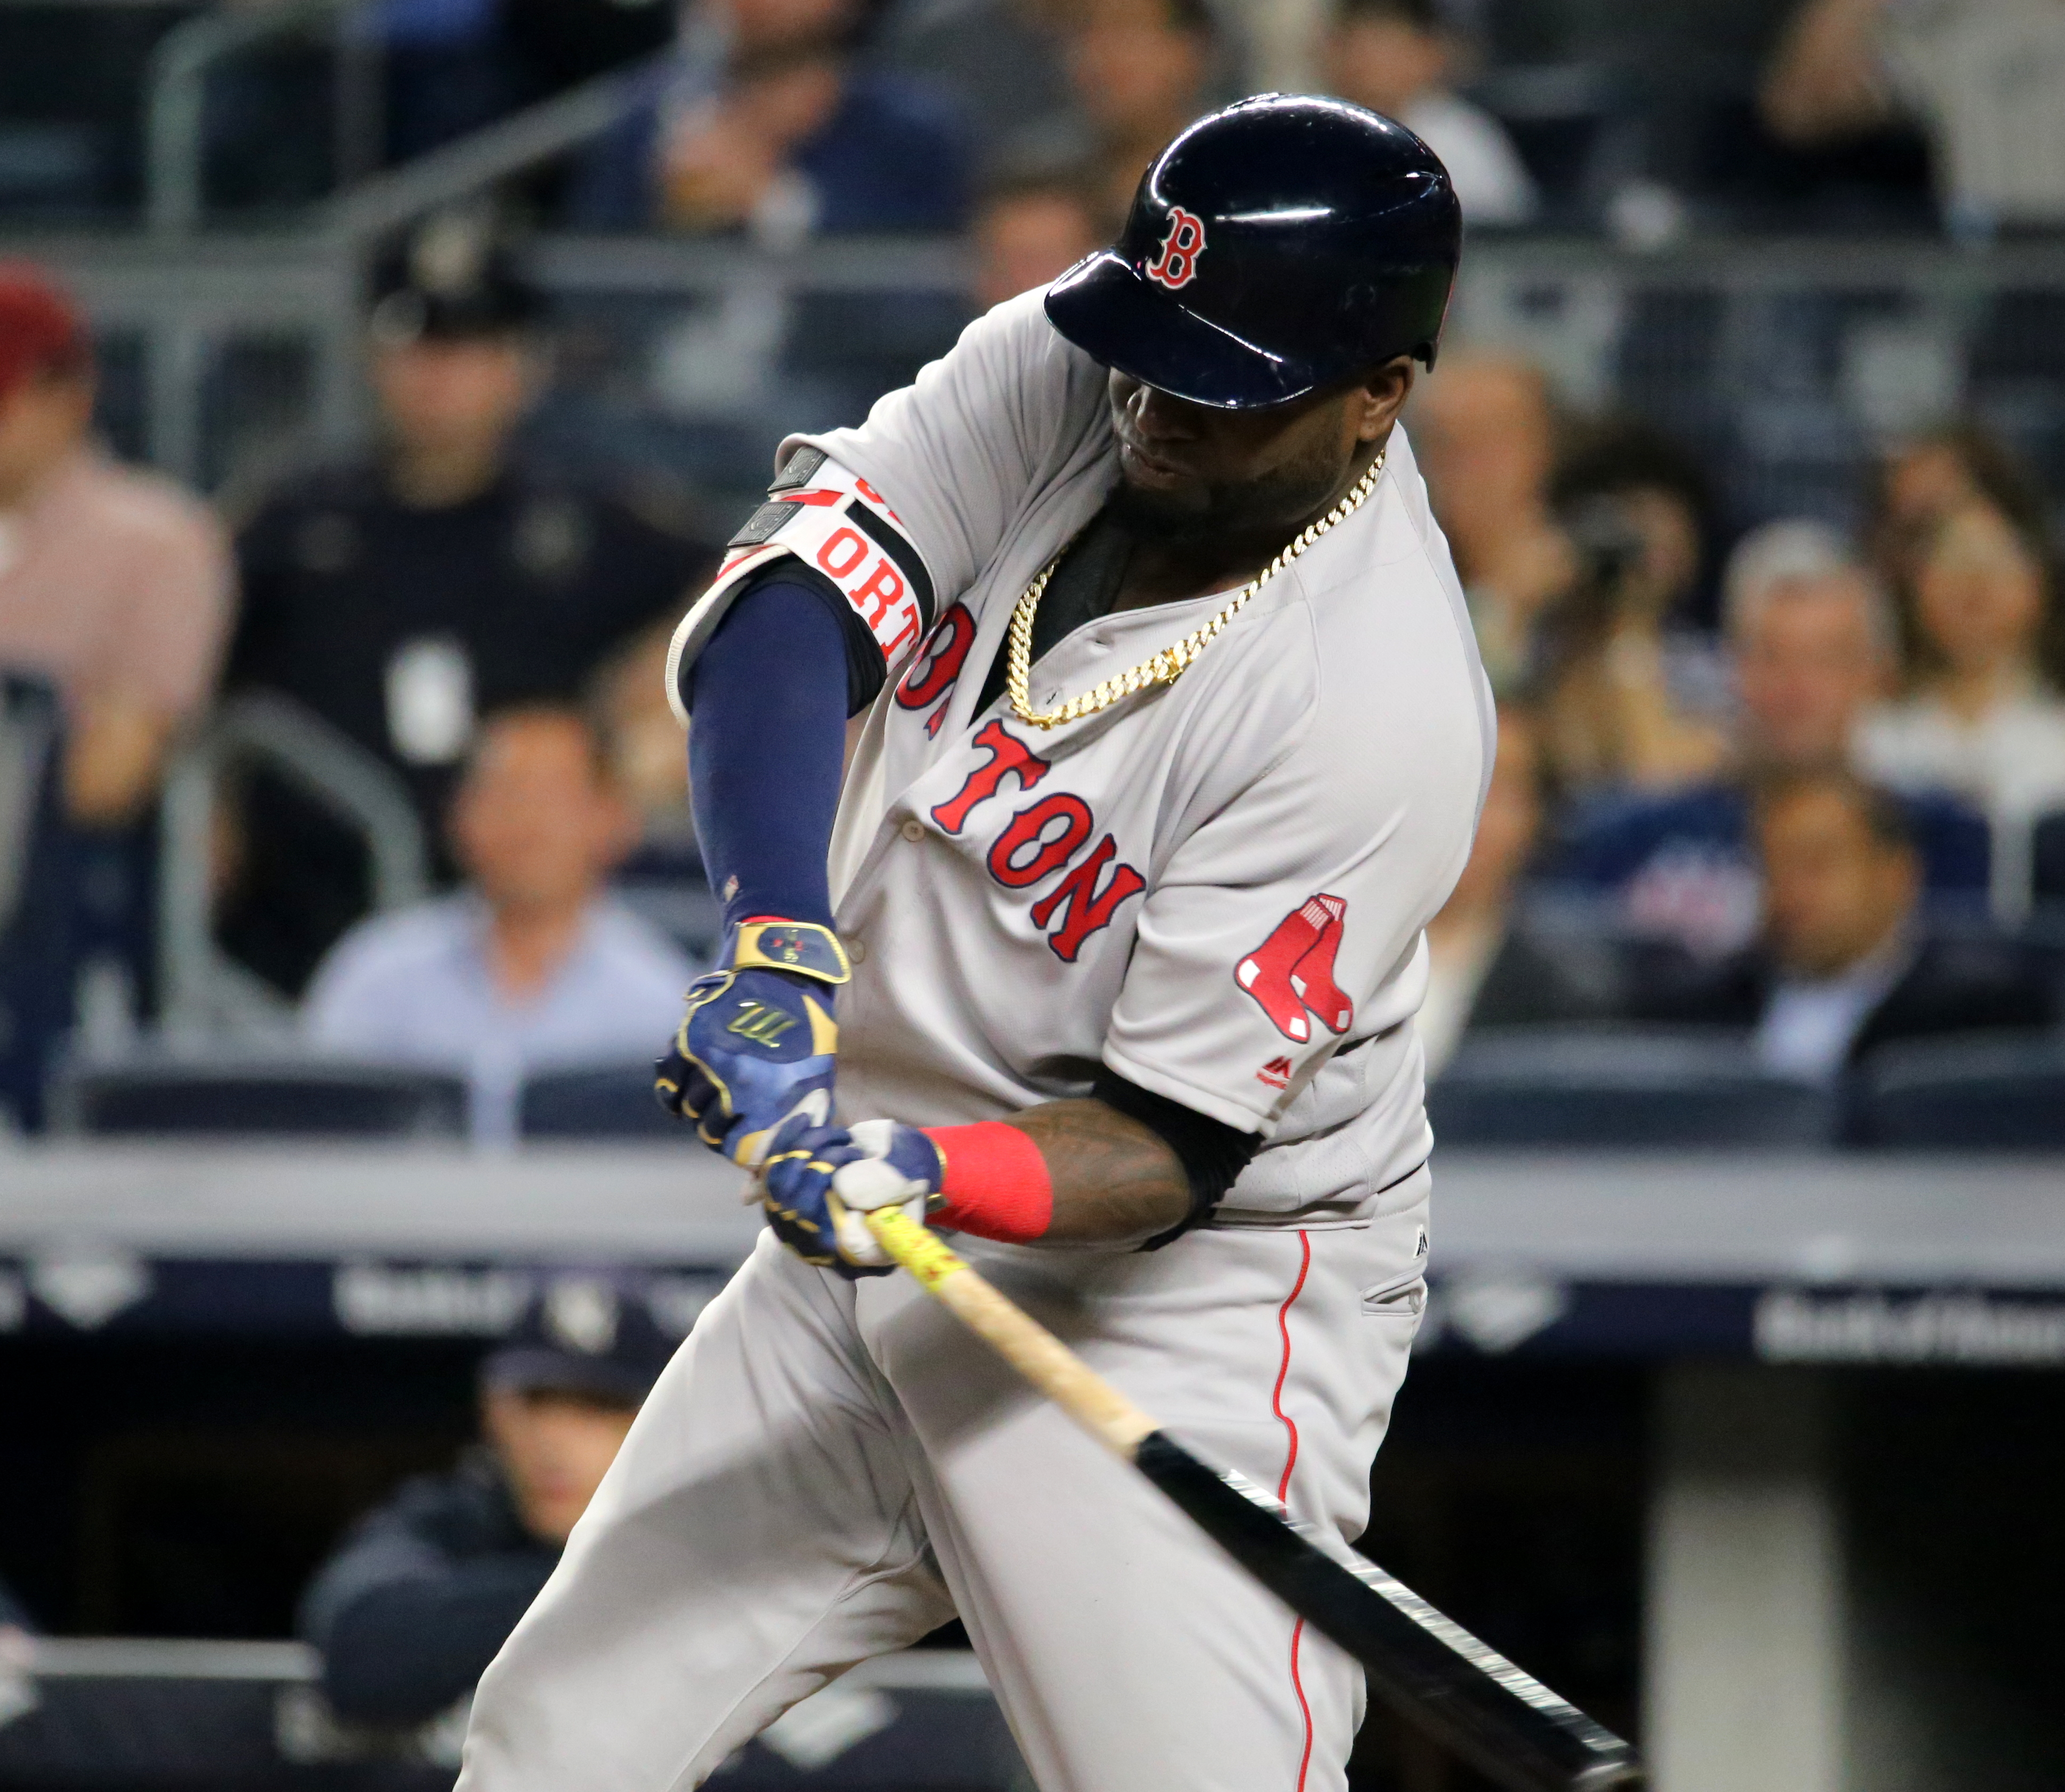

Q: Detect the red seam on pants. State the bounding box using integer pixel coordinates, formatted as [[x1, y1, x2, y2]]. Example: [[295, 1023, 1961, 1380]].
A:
[[1289, 1619, 1315, 1792], [1272, 1231, 1312, 1501], [1273, 1232, 1314, 1790]]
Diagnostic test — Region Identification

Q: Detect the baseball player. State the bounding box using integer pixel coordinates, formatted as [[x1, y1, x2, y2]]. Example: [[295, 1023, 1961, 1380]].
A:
[[457, 95, 1488, 1792]]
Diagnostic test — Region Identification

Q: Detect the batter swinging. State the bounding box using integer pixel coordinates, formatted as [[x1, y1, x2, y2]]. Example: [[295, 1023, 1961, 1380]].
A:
[[457, 94, 1489, 1792]]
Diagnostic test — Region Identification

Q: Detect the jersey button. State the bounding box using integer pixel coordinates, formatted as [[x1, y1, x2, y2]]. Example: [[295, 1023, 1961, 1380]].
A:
[[900, 820, 925, 842], [847, 940, 868, 964]]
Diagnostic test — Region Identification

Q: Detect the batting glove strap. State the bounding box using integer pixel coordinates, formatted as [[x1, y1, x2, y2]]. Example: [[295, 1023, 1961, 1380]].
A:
[[730, 918, 851, 984]]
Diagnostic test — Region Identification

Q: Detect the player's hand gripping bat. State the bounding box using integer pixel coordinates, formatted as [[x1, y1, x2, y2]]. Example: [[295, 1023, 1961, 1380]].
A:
[[863, 1207, 1644, 1792]]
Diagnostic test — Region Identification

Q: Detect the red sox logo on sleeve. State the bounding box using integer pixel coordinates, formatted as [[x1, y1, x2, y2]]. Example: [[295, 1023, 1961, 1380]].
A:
[[1144, 207, 1206, 290], [1236, 894, 1353, 1043]]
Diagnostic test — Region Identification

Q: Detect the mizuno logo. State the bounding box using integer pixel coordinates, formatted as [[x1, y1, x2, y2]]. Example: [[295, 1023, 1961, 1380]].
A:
[[727, 1003, 798, 1047]]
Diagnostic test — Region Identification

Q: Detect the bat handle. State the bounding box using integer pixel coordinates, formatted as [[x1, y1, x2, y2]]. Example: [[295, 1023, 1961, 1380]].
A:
[[865, 1207, 1159, 1459]]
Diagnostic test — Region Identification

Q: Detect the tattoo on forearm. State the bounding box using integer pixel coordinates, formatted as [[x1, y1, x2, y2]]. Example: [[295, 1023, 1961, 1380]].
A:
[[1006, 1099, 1191, 1245]]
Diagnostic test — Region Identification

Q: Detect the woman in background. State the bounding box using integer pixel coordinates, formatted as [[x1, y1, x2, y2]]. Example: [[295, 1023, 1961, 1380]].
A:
[[1856, 499, 2065, 915]]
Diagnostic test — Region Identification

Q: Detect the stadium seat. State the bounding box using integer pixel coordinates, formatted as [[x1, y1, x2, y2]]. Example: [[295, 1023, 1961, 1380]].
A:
[[49, 1055, 469, 1139], [520, 1061, 687, 1139], [1428, 1026, 1836, 1147], [1848, 1033, 2065, 1150], [2034, 809, 2065, 909]]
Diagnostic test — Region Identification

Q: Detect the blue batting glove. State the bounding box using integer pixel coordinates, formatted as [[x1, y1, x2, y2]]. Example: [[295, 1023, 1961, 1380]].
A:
[[760, 1116, 944, 1277], [654, 919, 849, 1165]]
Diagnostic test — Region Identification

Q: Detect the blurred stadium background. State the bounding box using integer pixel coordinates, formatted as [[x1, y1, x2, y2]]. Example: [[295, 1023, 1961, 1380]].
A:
[[2, 0, 2064, 1786]]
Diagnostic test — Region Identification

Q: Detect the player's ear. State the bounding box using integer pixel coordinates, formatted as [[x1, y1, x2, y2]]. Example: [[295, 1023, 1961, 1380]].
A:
[[1353, 357, 1415, 444]]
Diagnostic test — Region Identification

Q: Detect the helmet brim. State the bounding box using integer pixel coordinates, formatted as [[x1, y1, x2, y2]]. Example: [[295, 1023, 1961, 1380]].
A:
[[1043, 250, 1331, 411]]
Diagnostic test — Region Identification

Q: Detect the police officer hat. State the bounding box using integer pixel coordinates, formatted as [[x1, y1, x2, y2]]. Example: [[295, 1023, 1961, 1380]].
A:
[[370, 210, 541, 346], [480, 1271, 678, 1407]]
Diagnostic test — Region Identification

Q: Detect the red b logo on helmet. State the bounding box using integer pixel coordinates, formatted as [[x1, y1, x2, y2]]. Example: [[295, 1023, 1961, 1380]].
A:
[[1145, 207, 1205, 290]]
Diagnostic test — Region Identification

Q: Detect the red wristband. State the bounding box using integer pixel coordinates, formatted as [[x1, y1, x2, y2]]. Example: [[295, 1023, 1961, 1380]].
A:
[[922, 1122, 1054, 1244]]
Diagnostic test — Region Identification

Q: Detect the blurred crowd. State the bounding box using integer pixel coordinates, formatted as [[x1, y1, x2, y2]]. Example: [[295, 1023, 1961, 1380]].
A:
[[3, 0, 2065, 1718], [11, 0, 2065, 236], [4, 222, 2063, 1146], [2, 0, 2064, 1151], [1411, 350, 2065, 1084]]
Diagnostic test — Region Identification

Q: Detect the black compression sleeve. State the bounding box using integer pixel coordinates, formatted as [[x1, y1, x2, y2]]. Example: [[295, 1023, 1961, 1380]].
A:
[[1091, 1068, 1261, 1248]]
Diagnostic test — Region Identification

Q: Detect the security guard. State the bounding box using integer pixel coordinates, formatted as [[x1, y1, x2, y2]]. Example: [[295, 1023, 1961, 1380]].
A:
[[222, 215, 716, 994]]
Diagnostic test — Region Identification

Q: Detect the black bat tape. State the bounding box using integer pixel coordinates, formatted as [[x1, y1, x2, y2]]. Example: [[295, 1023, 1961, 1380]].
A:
[[1133, 1432, 1643, 1792]]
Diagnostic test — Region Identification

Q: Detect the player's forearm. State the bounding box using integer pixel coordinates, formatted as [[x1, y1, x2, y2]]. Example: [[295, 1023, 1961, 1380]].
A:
[[687, 577, 851, 929], [1001, 1099, 1193, 1245]]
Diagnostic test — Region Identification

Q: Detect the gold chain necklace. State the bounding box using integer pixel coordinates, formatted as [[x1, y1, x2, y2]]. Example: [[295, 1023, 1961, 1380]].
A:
[[1006, 449, 1387, 730]]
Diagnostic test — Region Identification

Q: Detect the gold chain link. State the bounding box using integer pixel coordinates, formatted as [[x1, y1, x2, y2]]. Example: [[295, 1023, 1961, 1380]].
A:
[[1006, 448, 1386, 731]]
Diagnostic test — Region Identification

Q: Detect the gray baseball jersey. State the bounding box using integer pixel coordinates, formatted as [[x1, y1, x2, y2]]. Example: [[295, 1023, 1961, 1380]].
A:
[[665, 287, 1494, 1219], [459, 290, 1491, 1792]]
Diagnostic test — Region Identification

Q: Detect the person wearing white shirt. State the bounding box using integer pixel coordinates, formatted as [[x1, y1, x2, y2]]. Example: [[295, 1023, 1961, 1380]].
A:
[[1854, 499, 2065, 917], [1326, 0, 1537, 227], [304, 705, 700, 1141]]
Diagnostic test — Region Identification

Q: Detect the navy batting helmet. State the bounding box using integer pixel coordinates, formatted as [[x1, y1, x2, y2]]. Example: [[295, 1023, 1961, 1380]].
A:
[[1044, 95, 1461, 410]]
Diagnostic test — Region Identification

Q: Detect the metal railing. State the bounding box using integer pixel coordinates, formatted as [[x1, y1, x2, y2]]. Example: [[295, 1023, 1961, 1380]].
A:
[[142, 0, 385, 237], [157, 694, 429, 1040]]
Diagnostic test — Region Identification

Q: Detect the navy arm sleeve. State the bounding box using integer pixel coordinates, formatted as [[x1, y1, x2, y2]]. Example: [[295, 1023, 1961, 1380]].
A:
[[684, 572, 854, 934]]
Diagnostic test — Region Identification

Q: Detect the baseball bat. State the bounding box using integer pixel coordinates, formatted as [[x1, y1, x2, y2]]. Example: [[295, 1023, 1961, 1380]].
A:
[[864, 1206, 1642, 1792]]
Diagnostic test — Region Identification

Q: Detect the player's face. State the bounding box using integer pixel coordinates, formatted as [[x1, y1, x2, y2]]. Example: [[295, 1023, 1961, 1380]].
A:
[[1105, 359, 1414, 540]]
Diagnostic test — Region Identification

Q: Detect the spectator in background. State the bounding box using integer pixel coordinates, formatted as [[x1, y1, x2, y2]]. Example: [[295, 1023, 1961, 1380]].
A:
[[377, 0, 514, 161], [1419, 706, 1608, 1075], [1408, 350, 1572, 694], [1864, 421, 2054, 606], [0, 264, 231, 828], [223, 216, 712, 995], [1762, 0, 2065, 235], [569, 0, 970, 237], [1856, 499, 2065, 914], [304, 706, 697, 1143], [1535, 418, 1730, 794], [871, 0, 1083, 180], [1063, 0, 1220, 224], [300, 1273, 674, 1729], [593, 622, 699, 858], [970, 171, 1106, 312], [1325, 0, 1536, 226], [1549, 522, 1990, 953], [1633, 769, 2055, 1082]]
